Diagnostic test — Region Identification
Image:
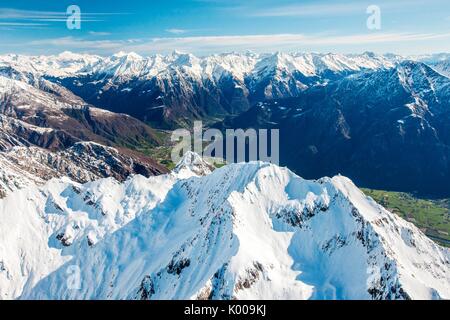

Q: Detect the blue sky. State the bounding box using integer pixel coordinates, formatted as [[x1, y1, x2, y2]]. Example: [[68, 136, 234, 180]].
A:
[[0, 0, 449, 55]]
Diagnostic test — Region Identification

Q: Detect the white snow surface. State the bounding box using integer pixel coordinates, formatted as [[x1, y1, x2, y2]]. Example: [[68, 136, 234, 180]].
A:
[[0, 153, 448, 300]]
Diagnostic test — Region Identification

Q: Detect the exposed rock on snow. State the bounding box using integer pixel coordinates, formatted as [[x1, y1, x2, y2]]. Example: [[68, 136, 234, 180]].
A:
[[0, 142, 167, 198], [173, 151, 214, 177], [0, 73, 166, 198]]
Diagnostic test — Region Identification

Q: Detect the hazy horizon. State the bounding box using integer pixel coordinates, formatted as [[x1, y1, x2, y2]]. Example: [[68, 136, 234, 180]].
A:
[[1, 49, 449, 58]]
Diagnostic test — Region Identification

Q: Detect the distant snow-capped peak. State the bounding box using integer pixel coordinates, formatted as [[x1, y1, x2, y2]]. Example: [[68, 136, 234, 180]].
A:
[[173, 151, 214, 177], [0, 52, 102, 78], [0, 51, 400, 82]]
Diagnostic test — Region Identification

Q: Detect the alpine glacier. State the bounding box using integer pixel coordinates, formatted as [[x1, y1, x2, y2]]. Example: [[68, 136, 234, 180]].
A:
[[1, 152, 448, 300]]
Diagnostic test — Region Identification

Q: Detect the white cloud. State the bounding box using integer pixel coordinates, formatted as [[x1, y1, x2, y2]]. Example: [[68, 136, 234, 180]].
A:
[[0, 8, 128, 24], [0, 8, 65, 19], [165, 28, 188, 34], [250, 3, 363, 17], [138, 32, 450, 54], [89, 31, 112, 36], [25, 32, 450, 55], [0, 22, 47, 26], [29, 37, 123, 50], [245, 0, 447, 17]]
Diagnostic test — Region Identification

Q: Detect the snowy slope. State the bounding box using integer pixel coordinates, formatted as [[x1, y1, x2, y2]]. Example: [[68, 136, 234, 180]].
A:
[[0, 154, 205, 299], [0, 52, 102, 78], [409, 53, 450, 78], [0, 154, 446, 300], [0, 173, 180, 299], [430, 60, 450, 78]]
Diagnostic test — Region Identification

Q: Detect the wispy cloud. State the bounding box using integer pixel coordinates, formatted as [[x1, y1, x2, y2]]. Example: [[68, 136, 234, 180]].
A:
[[0, 8, 64, 19], [25, 32, 450, 55], [29, 37, 122, 50], [0, 8, 129, 26], [0, 21, 49, 31], [166, 28, 188, 35], [0, 22, 47, 26], [135, 32, 450, 53], [250, 3, 364, 17], [89, 31, 112, 36], [242, 0, 447, 17]]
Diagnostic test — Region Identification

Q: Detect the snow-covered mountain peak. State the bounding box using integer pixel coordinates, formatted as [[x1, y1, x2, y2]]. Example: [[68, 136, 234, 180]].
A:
[[394, 60, 449, 100], [170, 49, 187, 57], [57, 51, 79, 59], [0, 74, 25, 91], [172, 52, 200, 66], [362, 51, 377, 58], [0, 73, 85, 113], [173, 151, 214, 178], [0, 52, 102, 78], [0, 51, 401, 83], [111, 51, 143, 61], [55, 51, 96, 61], [0, 158, 447, 300]]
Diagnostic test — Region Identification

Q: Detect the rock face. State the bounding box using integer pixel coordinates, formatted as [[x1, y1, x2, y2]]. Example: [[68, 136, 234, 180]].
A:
[[218, 61, 450, 197], [0, 75, 161, 150], [416, 53, 450, 79], [1, 154, 447, 300], [0, 141, 167, 197], [0, 115, 78, 152], [0, 70, 167, 198], [430, 60, 450, 78]]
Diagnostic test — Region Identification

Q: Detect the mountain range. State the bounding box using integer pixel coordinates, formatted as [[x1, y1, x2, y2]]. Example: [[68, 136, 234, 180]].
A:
[[217, 60, 450, 197], [0, 51, 449, 300], [1, 51, 398, 128], [0, 68, 167, 197], [1, 51, 450, 197]]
